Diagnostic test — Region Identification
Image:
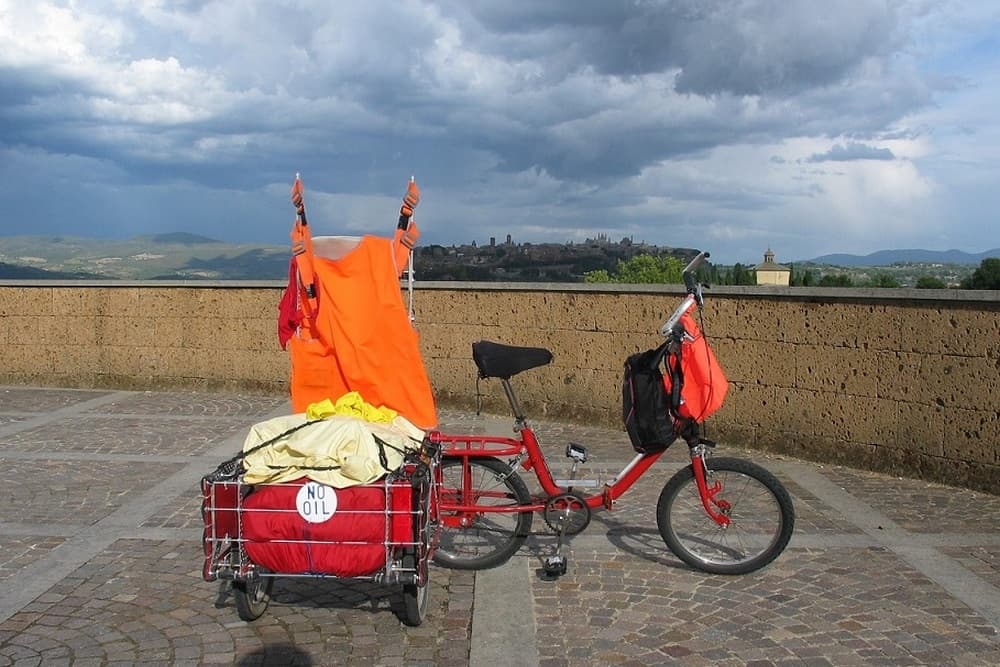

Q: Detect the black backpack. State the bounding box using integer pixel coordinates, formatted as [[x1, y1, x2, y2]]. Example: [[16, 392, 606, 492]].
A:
[[622, 344, 680, 453]]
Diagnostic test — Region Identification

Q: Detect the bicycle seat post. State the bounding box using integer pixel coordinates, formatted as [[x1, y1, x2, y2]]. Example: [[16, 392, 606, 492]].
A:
[[499, 377, 527, 427]]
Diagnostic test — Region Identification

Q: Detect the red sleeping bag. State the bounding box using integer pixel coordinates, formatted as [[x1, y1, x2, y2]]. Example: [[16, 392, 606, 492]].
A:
[[240, 477, 415, 577]]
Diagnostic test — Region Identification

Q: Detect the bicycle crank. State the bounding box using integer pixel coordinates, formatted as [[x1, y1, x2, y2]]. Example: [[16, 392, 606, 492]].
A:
[[543, 492, 592, 536]]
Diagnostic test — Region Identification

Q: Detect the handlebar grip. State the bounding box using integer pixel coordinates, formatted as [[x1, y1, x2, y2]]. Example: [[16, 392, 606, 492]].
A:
[[660, 250, 710, 337], [682, 251, 709, 294]]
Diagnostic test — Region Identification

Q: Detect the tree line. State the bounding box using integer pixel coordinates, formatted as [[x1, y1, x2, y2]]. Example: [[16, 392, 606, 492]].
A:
[[585, 255, 1000, 289]]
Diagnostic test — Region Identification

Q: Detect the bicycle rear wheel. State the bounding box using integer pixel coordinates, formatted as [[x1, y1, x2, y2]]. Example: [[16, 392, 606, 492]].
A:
[[432, 457, 533, 570], [657, 457, 794, 575]]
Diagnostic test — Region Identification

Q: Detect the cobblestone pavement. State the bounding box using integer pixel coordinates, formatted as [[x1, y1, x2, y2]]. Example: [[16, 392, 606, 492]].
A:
[[1, 385, 998, 666]]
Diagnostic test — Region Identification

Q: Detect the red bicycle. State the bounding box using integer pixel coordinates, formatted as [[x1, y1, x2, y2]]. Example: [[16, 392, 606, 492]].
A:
[[427, 251, 795, 577]]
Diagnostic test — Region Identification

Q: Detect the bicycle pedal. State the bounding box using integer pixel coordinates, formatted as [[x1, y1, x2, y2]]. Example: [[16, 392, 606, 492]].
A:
[[543, 554, 567, 577], [565, 442, 588, 463]]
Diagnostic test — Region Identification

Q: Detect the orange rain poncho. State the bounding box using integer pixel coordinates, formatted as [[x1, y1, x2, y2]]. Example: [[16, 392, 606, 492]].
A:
[[283, 178, 437, 429]]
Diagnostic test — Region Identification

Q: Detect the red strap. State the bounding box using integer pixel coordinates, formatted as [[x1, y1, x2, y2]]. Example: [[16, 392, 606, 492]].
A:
[[290, 177, 319, 319], [401, 179, 420, 217]]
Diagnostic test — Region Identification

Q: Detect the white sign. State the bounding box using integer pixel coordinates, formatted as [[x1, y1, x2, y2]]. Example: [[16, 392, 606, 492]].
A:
[[296, 481, 337, 523]]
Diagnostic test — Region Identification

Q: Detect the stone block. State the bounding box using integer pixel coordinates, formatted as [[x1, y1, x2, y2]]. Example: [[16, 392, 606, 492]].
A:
[[427, 358, 478, 396], [5, 316, 37, 346], [212, 348, 280, 382], [854, 303, 902, 352], [49, 344, 103, 378], [895, 401, 945, 457], [0, 287, 52, 316], [795, 345, 879, 398], [942, 406, 999, 464], [545, 329, 617, 373], [1, 283, 998, 493], [532, 292, 603, 331], [911, 353, 999, 410], [158, 346, 204, 378], [897, 303, 1000, 356], [57, 317, 99, 347], [418, 290, 496, 327], [93, 316, 149, 348], [152, 317, 188, 349], [418, 322, 493, 361], [1, 343, 51, 374], [712, 422, 758, 450], [213, 288, 279, 320], [611, 294, 675, 335], [95, 345, 160, 377], [102, 288, 144, 317], [796, 301, 864, 348], [50, 288, 101, 315], [728, 382, 777, 430], [716, 339, 796, 387], [729, 298, 803, 344]]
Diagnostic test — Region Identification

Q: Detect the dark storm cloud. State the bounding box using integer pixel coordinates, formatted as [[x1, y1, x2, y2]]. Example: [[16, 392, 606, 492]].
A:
[[391, 0, 927, 182], [808, 142, 897, 162], [0, 0, 926, 190], [0, 0, 997, 263], [446, 0, 900, 95]]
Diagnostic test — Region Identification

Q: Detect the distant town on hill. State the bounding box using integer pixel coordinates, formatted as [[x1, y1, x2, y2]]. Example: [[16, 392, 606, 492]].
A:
[[0, 233, 996, 287]]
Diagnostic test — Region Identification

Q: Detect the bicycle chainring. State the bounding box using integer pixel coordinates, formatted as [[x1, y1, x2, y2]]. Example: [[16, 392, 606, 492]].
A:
[[543, 493, 592, 535]]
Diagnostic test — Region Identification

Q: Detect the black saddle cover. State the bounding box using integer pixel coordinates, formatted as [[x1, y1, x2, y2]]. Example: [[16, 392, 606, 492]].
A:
[[472, 341, 553, 379]]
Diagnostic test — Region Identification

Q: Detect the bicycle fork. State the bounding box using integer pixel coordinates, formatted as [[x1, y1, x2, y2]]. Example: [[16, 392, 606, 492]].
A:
[[690, 443, 732, 527]]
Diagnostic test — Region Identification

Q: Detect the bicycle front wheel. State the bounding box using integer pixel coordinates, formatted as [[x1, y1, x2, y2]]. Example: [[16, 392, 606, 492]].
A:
[[657, 457, 794, 575], [432, 457, 533, 570]]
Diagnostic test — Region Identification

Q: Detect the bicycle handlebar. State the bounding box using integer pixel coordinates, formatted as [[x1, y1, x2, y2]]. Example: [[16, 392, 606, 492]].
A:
[[659, 251, 710, 337], [682, 251, 709, 293]]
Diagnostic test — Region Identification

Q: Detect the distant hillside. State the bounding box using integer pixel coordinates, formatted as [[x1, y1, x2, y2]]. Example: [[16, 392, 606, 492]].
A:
[[0, 234, 288, 280], [805, 248, 1000, 266], [155, 249, 290, 280], [150, 232, 221, 244], [0, 261, 100, 280]]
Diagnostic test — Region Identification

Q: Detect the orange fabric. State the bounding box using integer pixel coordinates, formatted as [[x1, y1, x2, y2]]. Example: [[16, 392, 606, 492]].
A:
[[288, 235, 437, 429], [664, 312, 729, 423]]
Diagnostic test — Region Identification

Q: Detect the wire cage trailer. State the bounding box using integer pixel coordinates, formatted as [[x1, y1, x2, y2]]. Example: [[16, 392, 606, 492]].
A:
[[201, 442, 439, 626]]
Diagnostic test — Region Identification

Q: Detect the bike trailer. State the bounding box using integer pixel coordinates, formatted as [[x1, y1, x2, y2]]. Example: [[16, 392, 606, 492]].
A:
[[202, 462, 431, 572], [200, 415, 439, 625]]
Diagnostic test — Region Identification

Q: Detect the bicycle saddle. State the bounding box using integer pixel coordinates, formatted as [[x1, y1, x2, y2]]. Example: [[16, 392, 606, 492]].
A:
[[472, 340, 553, 379]]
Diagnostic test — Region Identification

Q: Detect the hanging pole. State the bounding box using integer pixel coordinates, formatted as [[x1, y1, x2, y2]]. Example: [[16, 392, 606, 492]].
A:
[[396, 176, 421, 323]]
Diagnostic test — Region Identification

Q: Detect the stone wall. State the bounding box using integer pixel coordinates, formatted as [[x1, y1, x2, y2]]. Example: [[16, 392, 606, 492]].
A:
[[1, 280, 998, 493], [0, 282, 288, 393]]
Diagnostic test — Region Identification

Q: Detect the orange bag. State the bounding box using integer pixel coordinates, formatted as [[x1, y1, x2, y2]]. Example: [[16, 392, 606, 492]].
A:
[[664, 312, 729, 423]]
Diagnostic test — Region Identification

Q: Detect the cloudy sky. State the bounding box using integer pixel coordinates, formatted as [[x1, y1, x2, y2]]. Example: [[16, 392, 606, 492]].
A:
[[1, 0, 998, 264]]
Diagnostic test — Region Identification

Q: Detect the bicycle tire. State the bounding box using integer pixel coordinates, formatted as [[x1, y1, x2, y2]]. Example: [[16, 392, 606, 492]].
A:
[[398, 553, 429, 626], [432, 457, 533, 570], [656, 457, 794, 575], [233, 571, 274, 621]]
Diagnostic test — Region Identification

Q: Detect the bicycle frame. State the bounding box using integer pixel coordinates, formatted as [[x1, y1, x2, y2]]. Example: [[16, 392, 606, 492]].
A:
[[428, 377, 730, 529], [424, 251, 798, 577]]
